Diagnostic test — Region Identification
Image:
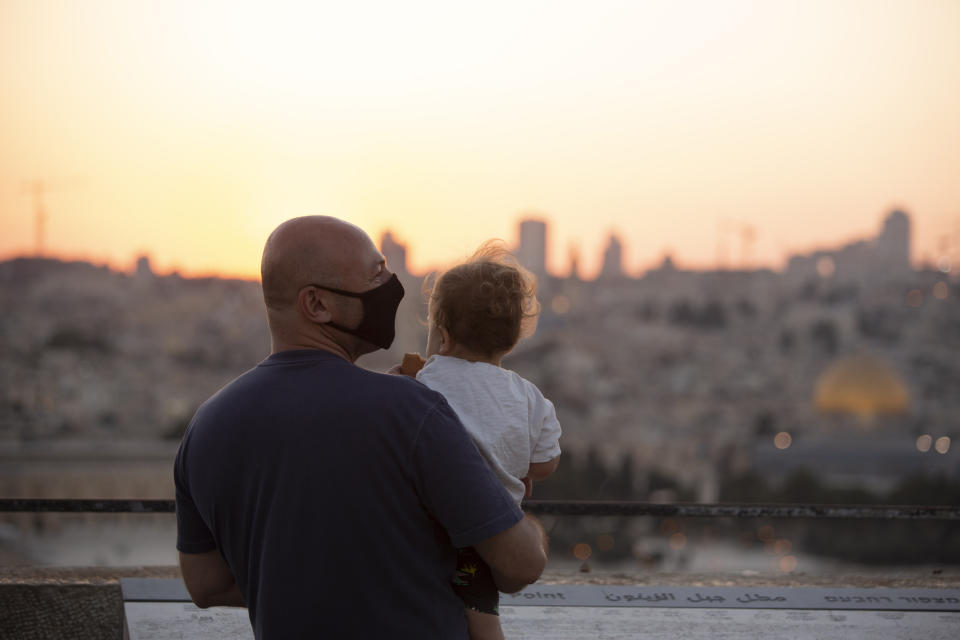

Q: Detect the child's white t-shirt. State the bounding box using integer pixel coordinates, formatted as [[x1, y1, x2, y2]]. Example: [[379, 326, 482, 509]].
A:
[[416, 354, 562, 504]]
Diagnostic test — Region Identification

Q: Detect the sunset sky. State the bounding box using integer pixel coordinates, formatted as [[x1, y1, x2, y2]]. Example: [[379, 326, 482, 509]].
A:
[[1, 0, 958, 279]]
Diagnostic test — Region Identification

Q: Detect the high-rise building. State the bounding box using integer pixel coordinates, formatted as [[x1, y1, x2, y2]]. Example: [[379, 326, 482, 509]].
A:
[[135, 255, 154, 280], [600, 233, 625, 279], [568, 245, 581, 281], [517, 219, 547, 276], [380, 231, 408, 275], [877, 209, 911, 272]]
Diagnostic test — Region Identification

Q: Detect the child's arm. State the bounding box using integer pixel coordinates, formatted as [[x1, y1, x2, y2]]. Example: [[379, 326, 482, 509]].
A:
[[522, 454, 560, 498], [526, 383, 562, 498], [527, 455, 560, 481]]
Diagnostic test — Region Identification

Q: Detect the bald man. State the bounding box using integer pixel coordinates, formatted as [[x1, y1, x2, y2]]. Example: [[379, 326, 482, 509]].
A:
[[174, 217, 546, 639]]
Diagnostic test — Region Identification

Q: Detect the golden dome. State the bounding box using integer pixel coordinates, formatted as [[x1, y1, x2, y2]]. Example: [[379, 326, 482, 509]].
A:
[[814, 354, 910, 419]]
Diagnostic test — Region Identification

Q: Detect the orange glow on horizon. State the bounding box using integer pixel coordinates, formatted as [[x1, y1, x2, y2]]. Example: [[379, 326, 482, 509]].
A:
[[1, 1, 958, 281]]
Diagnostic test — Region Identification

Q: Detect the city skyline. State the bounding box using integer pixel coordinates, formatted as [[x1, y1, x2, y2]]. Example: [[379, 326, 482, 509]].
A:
[[1, 1, 959, 278], [3, 206, 951, 284]]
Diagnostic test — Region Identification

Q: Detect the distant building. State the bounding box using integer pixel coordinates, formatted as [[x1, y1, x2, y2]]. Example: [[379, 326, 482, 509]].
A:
[[785, 209, 914, 287], [640, 253, 700, 300], [371, 231, 426, 368], [658, 254, 677, 273], [876, 209, 911, 274], [752, 350, 933, 493], [568, 245, 582, 281], [135, 255, 154, 280], [599, 233, 625, 279], [814, 353, 910, 421], [380, 231, 408, 275], [516, 218, 547, 276]]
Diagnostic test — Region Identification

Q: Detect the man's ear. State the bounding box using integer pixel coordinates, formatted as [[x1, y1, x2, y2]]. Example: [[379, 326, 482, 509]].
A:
[[298, 286, 333, 324], [437, 325, 453, 355]]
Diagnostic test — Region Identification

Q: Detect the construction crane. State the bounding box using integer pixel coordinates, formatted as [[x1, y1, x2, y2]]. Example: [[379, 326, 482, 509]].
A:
[[716, 218, 757, 270]]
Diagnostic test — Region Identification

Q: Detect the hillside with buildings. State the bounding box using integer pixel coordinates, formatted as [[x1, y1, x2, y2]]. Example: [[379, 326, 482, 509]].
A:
[[1, 209, 958, 504]]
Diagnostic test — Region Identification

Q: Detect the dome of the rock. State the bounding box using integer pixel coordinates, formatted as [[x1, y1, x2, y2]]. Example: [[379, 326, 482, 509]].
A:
[[814, 354, 910, 419]]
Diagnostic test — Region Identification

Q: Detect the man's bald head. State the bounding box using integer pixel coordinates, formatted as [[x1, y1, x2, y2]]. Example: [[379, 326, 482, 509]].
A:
[[260, 216, 373, 310]]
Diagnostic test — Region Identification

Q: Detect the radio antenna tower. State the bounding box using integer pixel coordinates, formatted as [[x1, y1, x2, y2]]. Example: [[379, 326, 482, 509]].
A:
[[20, 177, 84, 257], [25, 180, 48, 257]]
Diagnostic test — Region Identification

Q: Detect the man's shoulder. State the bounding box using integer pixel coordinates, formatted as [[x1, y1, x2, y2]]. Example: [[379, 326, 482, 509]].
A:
[[266, 357, 447, 419], [367, 366, 432, 392], [189, 364, 260, 416], [184, 359, 458, 450]]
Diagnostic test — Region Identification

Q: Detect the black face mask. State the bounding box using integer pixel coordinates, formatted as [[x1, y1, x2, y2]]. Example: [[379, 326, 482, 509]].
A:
[[311, 273, 405, 350]]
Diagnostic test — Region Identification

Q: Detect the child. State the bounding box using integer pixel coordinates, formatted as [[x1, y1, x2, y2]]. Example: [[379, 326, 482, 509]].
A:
[[403, 241, 562, 640]]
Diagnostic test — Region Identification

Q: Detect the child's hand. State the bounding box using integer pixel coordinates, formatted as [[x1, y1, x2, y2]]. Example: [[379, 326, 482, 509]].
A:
[[522, 476, 533, 499], [386, 353, 427, 377], [399, 352, 426, 377]]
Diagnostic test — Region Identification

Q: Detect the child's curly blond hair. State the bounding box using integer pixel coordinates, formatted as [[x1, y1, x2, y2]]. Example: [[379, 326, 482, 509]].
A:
[[427, 240, 540, 357]]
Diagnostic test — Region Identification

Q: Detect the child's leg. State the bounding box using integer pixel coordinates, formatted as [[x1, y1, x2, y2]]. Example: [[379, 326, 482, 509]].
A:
[[466, 608, 505, 640], [452, 547, 504, 639]]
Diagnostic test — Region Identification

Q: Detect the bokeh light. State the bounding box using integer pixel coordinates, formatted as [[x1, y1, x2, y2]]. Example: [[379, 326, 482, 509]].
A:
[[551, 295, 572, 315], [779, 555, 798, 573], [596, 534, 615, 552], [659, 519, 680, 535], [916, 434, 933, 452], [774, 431, 792, 450], [573, 543, 592, 561], [774, 539, 792, 555], [816, 257, 836, 278], [935, 436, 951, 455], [907, 289, 923, 307], [669, 533, 687, 550], [933, 281, 949, 300]]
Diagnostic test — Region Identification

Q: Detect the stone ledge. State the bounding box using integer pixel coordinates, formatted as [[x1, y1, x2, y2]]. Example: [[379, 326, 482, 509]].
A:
[[3, 565, 960, 587], [0, 565, 181, 586], [0, 583, 122, 640], [0, 568, 179, 640], [537, 569, 960, 589], [2, 567, 959, 640]]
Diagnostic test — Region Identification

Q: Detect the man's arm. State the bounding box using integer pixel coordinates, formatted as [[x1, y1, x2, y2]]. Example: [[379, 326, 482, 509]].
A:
[[473, 514, 547, 594], [411, 398, 546, 592], [179, 550, 246, 609]]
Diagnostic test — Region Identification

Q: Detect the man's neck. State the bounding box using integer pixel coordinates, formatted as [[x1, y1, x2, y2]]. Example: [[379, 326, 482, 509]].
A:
[[270, 330, 357, 363]]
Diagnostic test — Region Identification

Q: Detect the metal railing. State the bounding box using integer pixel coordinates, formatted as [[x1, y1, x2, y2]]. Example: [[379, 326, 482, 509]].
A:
[[1, 498, 958, 520]]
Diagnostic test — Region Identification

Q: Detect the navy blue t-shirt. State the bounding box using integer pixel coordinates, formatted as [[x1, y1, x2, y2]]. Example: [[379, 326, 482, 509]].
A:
[[174, 349, 522, 639]]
